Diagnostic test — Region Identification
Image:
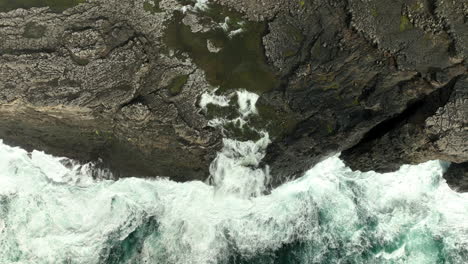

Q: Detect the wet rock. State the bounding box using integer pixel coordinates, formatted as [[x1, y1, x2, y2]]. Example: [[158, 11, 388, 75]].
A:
[[0, 0, 222, 181], [340, 74, 467, 173], [0, 0, 466, 191], [251, 0, 467, 189], [444, 162, 468, 192]]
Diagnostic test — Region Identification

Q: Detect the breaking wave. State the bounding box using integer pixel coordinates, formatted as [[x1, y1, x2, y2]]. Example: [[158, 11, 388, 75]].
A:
[[0, 137, 467, 264]]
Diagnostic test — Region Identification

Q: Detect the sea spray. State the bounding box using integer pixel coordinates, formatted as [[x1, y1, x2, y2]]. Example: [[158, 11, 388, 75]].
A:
[[1, 87, 467, 263], [202, 88, 269, 198], [209, 133, 270, 198], [202, 89, 261, 131], [0, 140, 467, 263]]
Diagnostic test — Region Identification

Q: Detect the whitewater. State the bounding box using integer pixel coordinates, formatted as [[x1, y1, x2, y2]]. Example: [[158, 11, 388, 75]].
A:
[[1, 138, 467, 263], [0, 91, 467, 264]]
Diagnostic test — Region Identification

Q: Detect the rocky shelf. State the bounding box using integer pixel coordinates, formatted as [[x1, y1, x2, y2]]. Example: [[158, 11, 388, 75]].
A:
[[0, 0, 466, 191]]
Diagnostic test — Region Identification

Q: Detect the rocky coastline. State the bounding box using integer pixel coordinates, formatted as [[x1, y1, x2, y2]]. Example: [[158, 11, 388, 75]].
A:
[[0, 0, 466, 191]]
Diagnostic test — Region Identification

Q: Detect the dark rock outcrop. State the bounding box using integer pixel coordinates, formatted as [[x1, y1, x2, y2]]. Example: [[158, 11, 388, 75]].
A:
[[251, 0, 467, 187], [341, 74, 467, 173], [0, 0, 466, 190], [444, 162, 468, 192], [0, 0, 222, 181]]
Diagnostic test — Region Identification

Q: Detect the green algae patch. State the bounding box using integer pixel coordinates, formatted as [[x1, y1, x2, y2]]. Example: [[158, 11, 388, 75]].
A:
[[283, 49, 298, 58], [143, 0, 162, 14], [0, 0, 86, 13], [167, 75, 189, 96], [326, 123, 334, 134], [71, 55, 90, 66], [164, 4, 283, 141], [399, 15, 413, 32], [352, 97, 360, 106], [315, 72, 336, 83], [23, 22, 46, 39], [163, 6, 279, 95], [323, 82, 339, 90]]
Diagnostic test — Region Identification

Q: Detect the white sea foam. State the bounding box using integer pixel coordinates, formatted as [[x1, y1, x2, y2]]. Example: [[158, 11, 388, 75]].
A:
[[209, 133, 270, 198], [219, 17, 245, 38], [219, 17, 230, 31], [228, 28, 244, 38], [199, 89, 231, 111], [193, 0, 209, 11], [200, 89, 260, 132], [1, 81, 467, 263], [181, 0, 209, 13], [236, 90, 259, 118], [3, 81, 466, 263], [0, 139, 467, 264]]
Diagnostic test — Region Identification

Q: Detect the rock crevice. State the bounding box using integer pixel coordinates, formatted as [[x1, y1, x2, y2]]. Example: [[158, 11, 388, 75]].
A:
[[0, 0, 466, 189]]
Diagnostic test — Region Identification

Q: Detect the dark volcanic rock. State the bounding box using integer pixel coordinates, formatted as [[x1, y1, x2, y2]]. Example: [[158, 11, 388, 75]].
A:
[[0, 0, 222, 181], [341, 74, 467, 172], [0, 0, 466, 190], [252, 0, 467, 188], [444, 162, 468, 192]]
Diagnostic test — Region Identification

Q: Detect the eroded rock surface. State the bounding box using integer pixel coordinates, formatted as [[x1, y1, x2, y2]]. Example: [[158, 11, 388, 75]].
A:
[[341, 75, 467, 173], [251, 0, 467, 187], [0, 0, 466, 189], [0, 0, 222, 181]]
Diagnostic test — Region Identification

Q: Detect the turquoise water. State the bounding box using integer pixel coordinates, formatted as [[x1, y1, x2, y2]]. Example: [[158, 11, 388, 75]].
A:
[[0, 138, 467, 264], [0, 2, 467, 262]]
